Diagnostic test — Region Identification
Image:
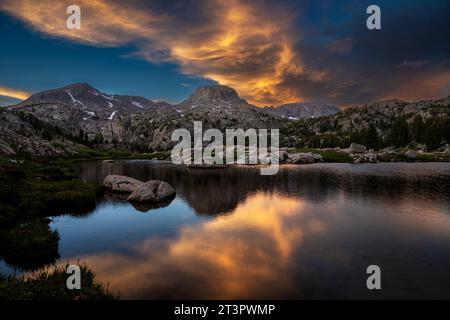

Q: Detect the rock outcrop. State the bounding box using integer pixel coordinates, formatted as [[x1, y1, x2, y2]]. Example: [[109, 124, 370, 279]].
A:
[[348, 143, 367, 154]]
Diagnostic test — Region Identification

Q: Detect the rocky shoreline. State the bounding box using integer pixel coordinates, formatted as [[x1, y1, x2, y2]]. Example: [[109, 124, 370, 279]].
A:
[[281, 143, 450, 164]]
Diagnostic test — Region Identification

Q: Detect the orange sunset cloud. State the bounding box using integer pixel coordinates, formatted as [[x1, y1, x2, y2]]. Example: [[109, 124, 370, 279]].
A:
[[0, 0, 308, 106], [0, 85, 31, 100]]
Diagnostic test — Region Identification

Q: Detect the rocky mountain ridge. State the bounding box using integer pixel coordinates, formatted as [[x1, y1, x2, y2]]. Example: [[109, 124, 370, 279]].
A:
[[1, 83, 449, 157], [263, 102, 340, 120], [283, 95, 450, 150], [1, 83, 282, 155]]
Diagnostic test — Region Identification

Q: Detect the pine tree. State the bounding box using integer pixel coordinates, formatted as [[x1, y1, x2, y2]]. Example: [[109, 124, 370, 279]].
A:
[[423, 119, 442, 150], [410, 115, 423, 143], [365, 123, 380, 150], [389, 118, 409, 147]]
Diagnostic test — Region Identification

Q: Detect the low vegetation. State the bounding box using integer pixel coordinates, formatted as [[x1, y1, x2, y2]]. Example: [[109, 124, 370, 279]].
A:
[[0, 158, 99, 226], [0, 218, 59, 271], [0, 263, 116, 300], [0, 158, 119, 299]]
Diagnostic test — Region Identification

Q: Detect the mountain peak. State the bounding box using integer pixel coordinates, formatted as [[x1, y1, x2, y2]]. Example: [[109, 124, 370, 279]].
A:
[[189, 85, 244, 103], [11, 83, 171, 117], [62, 83, 97, 92]]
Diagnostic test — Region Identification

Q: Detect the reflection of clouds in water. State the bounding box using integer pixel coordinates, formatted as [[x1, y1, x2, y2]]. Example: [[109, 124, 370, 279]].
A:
[[62, 162, 450, 298], [66, 192, 328, 299]]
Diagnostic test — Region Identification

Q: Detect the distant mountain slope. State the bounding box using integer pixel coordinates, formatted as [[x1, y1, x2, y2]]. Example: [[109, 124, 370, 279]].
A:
[[1, 83, 449, 157], [12, 83, 171, 120], [282, 96, 450, 150], [263, 102, 340, 119], [3, 83, 281, 154]]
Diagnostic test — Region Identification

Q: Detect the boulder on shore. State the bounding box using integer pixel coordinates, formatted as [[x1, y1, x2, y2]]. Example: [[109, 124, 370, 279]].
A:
[[103, 175, 145, 193], [287, 152, 314, 164], [312, 153, 323, 162], [405, 150, 418, 159], [349, 143, 367, 153], [444, 145, 450, 155], [353, 152, 378, 163], [127, 180, 176, 203]]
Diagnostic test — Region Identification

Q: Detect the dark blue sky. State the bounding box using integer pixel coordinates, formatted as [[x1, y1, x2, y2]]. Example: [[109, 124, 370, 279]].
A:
[[1, 0, 449, 107], [0, 12, 214, 105]]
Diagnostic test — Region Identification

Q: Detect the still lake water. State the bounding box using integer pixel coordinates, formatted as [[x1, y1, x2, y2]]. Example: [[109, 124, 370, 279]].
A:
[[3, 161, 450, 299]]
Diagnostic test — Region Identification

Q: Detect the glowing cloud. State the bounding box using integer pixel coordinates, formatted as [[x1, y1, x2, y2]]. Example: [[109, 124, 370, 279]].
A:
[[58, 192, 329, 299], [0, 85, 31, 100], [0, 0, 307, 105], [3, 0, 447, 106]]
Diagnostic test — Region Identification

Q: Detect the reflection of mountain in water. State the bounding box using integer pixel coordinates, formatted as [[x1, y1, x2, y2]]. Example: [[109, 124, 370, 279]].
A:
[[74, 161, 450, 216]]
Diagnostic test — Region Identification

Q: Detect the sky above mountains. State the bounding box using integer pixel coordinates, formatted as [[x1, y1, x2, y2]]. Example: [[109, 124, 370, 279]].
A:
[[0, 0, 449, 107]]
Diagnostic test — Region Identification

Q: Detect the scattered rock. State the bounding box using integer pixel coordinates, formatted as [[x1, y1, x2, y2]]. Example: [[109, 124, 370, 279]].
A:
[[353, 151, 378, 163], [364, 152, 378, 163], [378, 150, 397, 161], [349, 143, 367, 153], [312, 153, 323, 162], [127, 180, 175, 203], [444, 145, 450, 155], [279, 150, 289, 163], [405, 150, 418, 159], [287, 152, 314, 164], [103, 175, 145, 193], [0, 140, 16, 156]]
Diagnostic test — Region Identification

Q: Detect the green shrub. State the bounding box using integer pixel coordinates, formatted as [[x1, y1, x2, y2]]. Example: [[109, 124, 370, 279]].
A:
[[0, 263, 117, 300]]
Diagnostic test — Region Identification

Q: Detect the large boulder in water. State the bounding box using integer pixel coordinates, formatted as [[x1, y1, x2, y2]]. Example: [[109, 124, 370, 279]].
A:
[[127, 180, 176, 203], [103, 175, 145, 193]]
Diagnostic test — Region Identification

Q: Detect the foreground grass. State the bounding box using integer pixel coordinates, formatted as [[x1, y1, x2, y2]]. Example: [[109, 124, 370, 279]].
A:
[[0, 147, 172, 225], [0, 263, 117, 300], [0, 151, 161, 300], [0, 218, 59, 271], [0, 158, 102, 226]]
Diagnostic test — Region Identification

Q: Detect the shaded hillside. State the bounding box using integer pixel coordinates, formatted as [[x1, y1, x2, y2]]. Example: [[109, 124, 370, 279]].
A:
[[283, 97, 450, 151]]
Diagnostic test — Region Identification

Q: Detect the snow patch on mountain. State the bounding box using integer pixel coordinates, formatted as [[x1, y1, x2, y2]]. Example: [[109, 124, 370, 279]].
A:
[[108, 111, 118, 120], [132, 101, 144, 108], [65, 90, 87, 108]]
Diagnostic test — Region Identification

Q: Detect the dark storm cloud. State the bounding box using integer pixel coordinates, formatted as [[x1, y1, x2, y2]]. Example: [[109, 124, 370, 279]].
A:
[[282, 0, 450, 106]]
